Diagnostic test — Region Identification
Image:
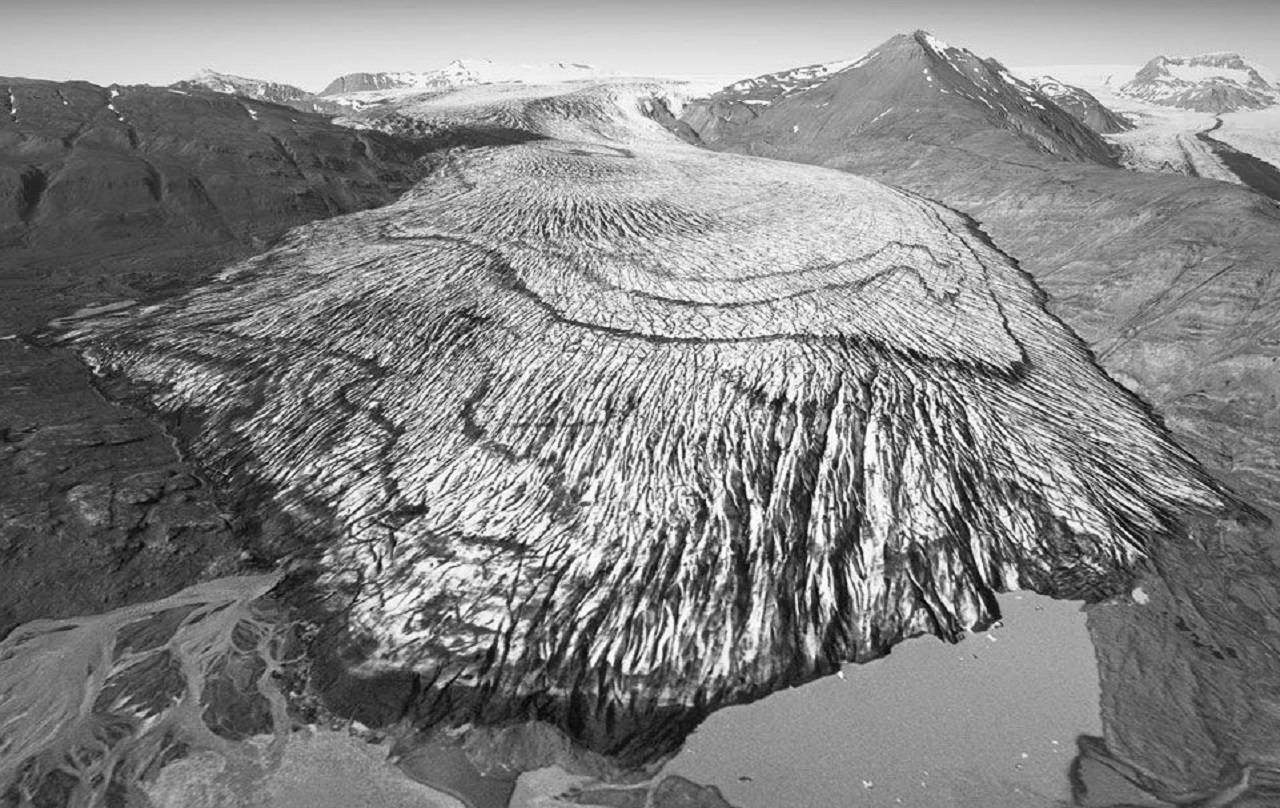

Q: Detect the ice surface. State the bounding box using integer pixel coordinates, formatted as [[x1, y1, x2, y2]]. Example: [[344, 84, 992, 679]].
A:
[[1011, 64, 1257, 181], [1164, 63, 1258, 86], [1216, 105, 1280, 170]]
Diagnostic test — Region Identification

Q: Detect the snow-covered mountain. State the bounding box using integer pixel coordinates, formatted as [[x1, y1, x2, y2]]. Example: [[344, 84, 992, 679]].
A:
[[1120, 53, 1277, 113], [172, 69, 313, 106], [320, 59, 604, 96], [1027, 75, 1132, 133]]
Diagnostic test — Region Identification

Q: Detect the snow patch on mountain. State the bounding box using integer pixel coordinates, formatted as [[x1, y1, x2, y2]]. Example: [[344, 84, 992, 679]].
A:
[[919, 32, 953, 54], [175, 69, 312, 105], [718, 56, 870, 106]]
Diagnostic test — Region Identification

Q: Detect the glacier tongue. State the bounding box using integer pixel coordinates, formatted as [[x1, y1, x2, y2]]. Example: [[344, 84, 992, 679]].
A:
[[60, 80, 1236, 768]]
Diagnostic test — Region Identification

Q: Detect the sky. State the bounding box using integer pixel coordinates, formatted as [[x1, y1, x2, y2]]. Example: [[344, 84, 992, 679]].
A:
[[4, 0, 1278, 92]]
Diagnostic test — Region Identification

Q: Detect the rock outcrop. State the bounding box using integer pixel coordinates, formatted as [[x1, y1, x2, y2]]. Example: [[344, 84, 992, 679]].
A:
[[63, 83, 1234, 772], [1120, 53, 1277, 113], [322, 71, 424, 95]]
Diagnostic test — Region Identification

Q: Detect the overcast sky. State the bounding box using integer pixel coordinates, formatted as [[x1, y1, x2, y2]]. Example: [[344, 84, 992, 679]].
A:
[[5, 0, 1278, 91]]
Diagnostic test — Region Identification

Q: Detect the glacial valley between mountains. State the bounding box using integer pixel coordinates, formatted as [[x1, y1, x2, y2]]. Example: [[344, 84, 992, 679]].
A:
[[3, 29, 1280, 808]]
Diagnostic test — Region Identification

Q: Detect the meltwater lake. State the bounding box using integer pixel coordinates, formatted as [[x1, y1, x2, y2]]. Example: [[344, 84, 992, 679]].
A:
[[665, 593, 1100, 808]]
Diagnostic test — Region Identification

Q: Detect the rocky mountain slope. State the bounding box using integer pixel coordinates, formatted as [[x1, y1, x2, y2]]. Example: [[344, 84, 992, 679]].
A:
[[0, 78, 436, 333], [1120, 53, 1277, 113], [0, 76, 437, 639], [1027, 74, 1133, 133], [680, 31, 1118, 166]]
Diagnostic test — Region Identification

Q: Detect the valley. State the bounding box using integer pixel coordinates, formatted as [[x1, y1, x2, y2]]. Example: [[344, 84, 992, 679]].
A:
[[2, 20, 1280, 808]]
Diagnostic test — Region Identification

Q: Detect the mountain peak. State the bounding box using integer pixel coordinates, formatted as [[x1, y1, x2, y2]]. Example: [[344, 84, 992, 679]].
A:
[[682, 32, 1117, 165], [1122, 51, 1276, 112], [912, 30, 955, 52]]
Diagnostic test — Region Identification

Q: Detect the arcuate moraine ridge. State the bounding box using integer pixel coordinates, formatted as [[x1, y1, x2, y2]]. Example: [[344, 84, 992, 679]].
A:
[[64, 107, 1239, 762]]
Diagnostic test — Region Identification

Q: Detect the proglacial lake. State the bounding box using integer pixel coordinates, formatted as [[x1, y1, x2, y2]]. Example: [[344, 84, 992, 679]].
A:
[[665, 593, 1099, 807]]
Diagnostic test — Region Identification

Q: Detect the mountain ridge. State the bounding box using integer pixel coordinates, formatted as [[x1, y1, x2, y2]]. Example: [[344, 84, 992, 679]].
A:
[[1120, 52, 1277, 113], [319, 59, 605, 96], [680, 31, 1119, 166], [173, 68, 313, 105], [1026, 74, 1132, 133]]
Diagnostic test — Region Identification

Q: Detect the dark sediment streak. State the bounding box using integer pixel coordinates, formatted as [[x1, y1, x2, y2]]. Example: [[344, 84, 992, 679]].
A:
[[1197, 119, 1280, 202]]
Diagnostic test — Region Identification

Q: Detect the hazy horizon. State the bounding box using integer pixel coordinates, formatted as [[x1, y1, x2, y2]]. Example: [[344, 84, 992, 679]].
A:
[[5, 0, 1278, 92]]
